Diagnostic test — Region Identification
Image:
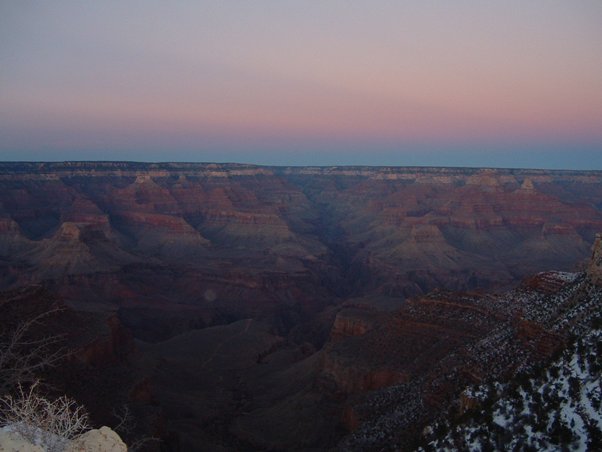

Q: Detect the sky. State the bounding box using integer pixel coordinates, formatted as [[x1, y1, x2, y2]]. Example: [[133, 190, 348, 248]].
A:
[[1, 1, 602, 169]]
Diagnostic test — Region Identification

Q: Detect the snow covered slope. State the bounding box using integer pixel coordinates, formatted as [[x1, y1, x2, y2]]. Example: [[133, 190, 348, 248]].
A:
[[422, 323, 602, 451]]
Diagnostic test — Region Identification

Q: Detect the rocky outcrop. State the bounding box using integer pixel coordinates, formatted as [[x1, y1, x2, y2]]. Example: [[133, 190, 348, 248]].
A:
[[67, 426, 127, 452], [320, 293, 497, 397], [330, 308, 379, 340], [521, 271, 576, 294], [515, 318, 564, 358], [0, 426, 126, 452], [0, 428, 44, 452], [458, 391, 480, 414], [587, 233, 602, 285], [335, 267, 602, 450]]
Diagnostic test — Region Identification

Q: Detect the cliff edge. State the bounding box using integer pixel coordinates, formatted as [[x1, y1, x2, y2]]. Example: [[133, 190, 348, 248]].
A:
[[587, 233, 602, 285]]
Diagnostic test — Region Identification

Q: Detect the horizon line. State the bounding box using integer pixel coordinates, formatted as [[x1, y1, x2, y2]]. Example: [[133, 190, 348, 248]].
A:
[[2, 159, 602, 173]]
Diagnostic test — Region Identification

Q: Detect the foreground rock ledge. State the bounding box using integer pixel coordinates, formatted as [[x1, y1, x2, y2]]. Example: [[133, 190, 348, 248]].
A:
[[0, 426, 126, 452]]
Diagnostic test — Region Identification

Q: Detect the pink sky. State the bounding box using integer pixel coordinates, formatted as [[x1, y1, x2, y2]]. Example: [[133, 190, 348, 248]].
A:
[[1, 1, 601, 168]]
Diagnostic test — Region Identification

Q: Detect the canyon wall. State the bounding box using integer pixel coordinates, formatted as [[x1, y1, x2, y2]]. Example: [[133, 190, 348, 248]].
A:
[[1, 163, 601, 306], [2, 162, 602, 450]]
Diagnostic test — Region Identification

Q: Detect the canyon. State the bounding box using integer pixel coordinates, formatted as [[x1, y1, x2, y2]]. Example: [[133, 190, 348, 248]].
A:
[[1, 162, 602, 450]]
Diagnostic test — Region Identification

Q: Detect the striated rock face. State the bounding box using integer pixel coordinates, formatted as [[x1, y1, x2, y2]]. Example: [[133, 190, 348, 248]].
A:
[[1, 162, 601, 300], [321, 293, 501, 398], [458, 391, 480, 414], [587, 233, 602, 284], [515, 318, 564, 358], [330, 307, 379, 340], [336, 270, 602, 449]]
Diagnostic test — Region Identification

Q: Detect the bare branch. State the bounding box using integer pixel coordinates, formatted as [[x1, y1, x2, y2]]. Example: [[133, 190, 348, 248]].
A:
[[111, 404, 135, 437], [112, 403, 161, 451], [0, 381, 90, 452], [0, 308, 68, 394]]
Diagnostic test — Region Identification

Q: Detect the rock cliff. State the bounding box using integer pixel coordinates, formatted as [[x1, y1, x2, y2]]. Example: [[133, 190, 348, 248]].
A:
[[587, 233, 602, 284], [1, 163, 601, 315], [337, 263, 602, 450]]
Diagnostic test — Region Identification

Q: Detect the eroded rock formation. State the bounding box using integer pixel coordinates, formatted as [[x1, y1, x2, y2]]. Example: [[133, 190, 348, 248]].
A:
[[2, 162, 602, 450], [587, 233, 602, 284], [1, 163, 601, 303]]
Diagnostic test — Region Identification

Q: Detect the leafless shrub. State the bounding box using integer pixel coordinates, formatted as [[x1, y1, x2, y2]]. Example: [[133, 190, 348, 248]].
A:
[[128, 435, 161, 452], [112, 404, 160, 451], [112, 404, 135, 437], [0, 381, 90, 452], [0, 308, 67, 394]]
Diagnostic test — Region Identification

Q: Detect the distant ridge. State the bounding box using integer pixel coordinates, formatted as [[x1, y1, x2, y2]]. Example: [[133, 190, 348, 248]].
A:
[[1, 160, 602, 177]]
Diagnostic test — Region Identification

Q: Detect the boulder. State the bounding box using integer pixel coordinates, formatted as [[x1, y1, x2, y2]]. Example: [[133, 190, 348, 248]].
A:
[[0, 428, 44, 452], [67, 426, 127, 452]]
